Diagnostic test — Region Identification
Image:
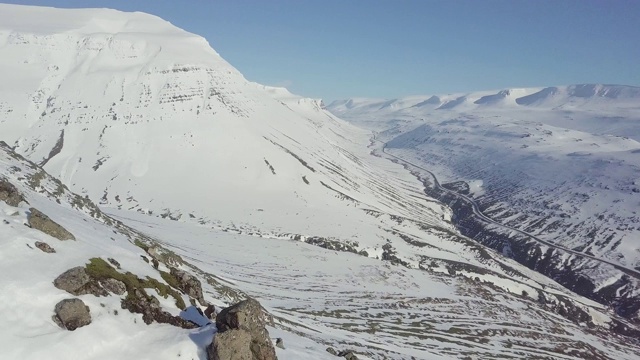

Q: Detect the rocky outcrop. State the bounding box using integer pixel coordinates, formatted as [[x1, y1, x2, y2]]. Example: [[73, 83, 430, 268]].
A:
[[0, 178, 25, 206], [35, 241, 55, 253], [326, 347, 359, 359], [53, 298, 91, 330], [28, 208, 75, 240], [204, 304, 217, 321], [53, 266, 108, 296], [99, 278, 126, 295], [121, 288, 197, 329], [337, 350, 359, 360], [170, 267, 206, 305], [208, 298, 277, 360]]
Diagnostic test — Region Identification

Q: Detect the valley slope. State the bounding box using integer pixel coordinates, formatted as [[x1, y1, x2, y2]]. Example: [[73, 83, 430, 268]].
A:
[[328, 85, 640, 320]]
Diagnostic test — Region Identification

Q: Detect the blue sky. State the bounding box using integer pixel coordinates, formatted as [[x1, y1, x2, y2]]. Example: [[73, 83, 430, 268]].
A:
[[5, 0, 640, 101]]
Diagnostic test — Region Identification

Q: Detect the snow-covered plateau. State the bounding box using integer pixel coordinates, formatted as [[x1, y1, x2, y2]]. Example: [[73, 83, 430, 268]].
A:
[[1, 3, 640, 359]]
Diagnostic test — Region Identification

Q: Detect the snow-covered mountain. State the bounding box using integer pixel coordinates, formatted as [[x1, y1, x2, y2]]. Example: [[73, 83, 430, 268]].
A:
[[2, 3, 640, 359], [328, 84, 640, 320]]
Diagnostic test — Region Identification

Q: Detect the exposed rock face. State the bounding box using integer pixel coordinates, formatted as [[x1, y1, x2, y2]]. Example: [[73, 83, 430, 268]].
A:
[[0, 178, 25, 206], [121, 288, 197, 329], [53, 266, 108, 296], [34, 241, 56, 253], [208, 298, 277, 360], [337, 350, 359, 360], [99, 278, 126, 295], [211, 330, 253, 360], [28, 208, 75, 240], [204, 304, 217, 320], [53, 298, 91, 330], [170, 267, 206, 305]]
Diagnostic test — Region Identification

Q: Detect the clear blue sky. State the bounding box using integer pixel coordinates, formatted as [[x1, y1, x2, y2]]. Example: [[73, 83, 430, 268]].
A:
[[5, 0, 640, 101]]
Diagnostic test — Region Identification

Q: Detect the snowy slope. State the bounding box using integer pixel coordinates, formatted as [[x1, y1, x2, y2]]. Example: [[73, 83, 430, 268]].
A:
[[327, 85, 640, 319], [2, 141, 639, 359]]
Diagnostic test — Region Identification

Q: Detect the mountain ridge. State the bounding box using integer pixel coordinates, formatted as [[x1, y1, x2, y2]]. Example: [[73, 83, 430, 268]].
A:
[[328, 83, 640, 113]]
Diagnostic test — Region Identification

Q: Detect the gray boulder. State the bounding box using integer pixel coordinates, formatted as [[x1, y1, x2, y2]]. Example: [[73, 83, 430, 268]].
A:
[[28, 208, 75, 240], [35, 241, 56, 253], [170, 267, 206, 305], [210, 329, 253, 360], [208, 298, 277, 360], [0, 178, 25, 206], [53, 266, 107, 296], [53, 298, 91, 330], [99, 278, 126, 295]]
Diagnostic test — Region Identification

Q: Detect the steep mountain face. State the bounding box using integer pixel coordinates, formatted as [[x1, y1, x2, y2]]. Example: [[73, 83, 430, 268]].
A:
[[0, 3, 449, 244], [2, 3, 640, 359], [327, 85, 640, 321]]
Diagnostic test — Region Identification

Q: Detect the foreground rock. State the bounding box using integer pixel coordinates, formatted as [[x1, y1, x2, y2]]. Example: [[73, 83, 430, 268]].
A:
[[53, 266, 108, 296], [208, 298, 277, 360], [28, 208, 75, 240], [53, 298, 91, 330], [35, 241, 56, 253], [170, 267, 206, 305], [0, 178, 25, 206]]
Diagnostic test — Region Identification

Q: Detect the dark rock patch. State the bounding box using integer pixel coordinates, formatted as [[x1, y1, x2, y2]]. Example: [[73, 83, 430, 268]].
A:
[[170, 267, 206, 305], [121, 288, 197, 329], [53, 298, 91, 330], [35, 241, 55, 253], [99, 278, 126, 295], [28, 208, 75, 240], [0, 178, 25, 206], [107, 258, 121, 269], [204, 304, 217, 321], [337, 350, 359, 360]]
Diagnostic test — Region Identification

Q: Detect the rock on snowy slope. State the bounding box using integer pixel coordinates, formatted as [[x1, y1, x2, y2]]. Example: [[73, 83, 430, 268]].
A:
[[209, 298, 277, 360], [53, 298, 91, 331], [28, 207, 75, 240]]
